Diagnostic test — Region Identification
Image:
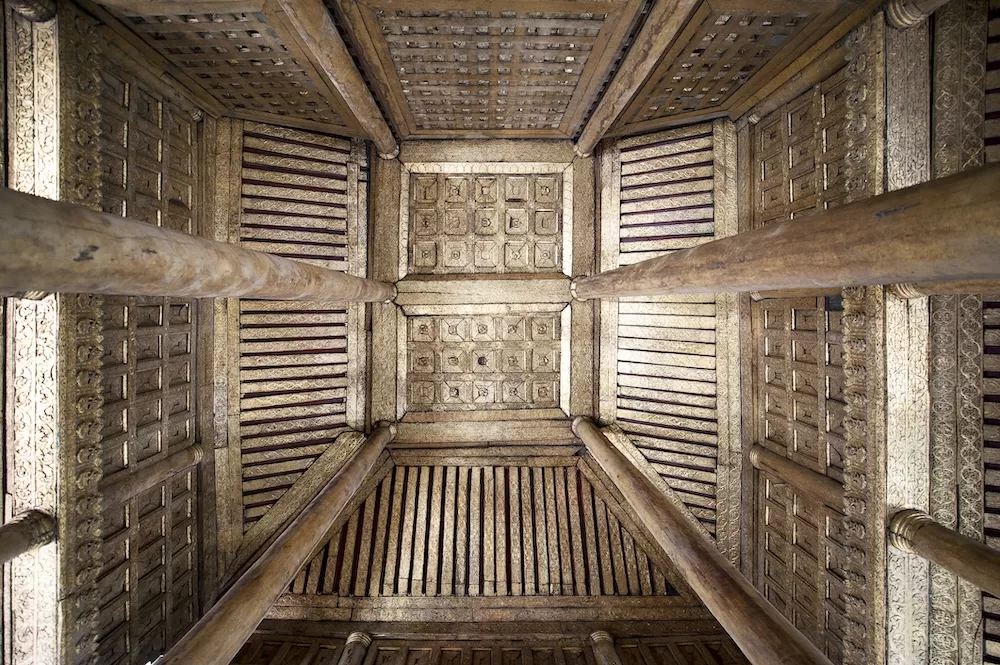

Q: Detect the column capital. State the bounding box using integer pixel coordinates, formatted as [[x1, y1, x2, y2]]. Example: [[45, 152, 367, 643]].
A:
[[888, 508, 934, 553], [590, 631, 614, 645], [346, 632, 372, 647]]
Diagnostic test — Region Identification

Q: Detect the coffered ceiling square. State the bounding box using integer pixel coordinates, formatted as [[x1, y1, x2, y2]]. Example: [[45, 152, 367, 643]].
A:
[[328, 0, 651, 138]]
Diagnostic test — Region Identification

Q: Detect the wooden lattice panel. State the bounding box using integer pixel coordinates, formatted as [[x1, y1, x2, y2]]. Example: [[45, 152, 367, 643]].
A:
[[115, 9, 353, 130], [408, 173, 564, 274], [291, 463, 683, 597], [752, 68, 849, 228], [95, 55, 201, 665], [751, 297, 848, 660], [332, 0, 650, 137]]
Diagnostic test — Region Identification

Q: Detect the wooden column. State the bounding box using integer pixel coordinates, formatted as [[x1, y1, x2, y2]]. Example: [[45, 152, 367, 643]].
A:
[[887, 0, 953, 28], [155, 424, 395, 665], [590, 632, 622, 665], [572, 163, 1000, 300], [573, 417, 833, 665], [0, 188, 395, 302], [889, 508, 1000, 598], [749, 444, 844, 510], [337, 632, 372, 665], [0, 510, 56, 565], [100, 445, 203, 508]]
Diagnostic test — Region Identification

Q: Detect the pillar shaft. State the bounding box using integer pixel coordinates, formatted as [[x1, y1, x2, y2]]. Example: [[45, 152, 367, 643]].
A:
[[156, 425, 395, 665], [100, 445, 203, 507], [749, 444, 844, 510], [0, 510, 56, 565], [590, 632, 622, 665], [337, 632, 373, 665], [572, 164, 1000, 300], [889, 509, 1000, 598], [573, 417, 833, 665], [0, 188, 394, 301]]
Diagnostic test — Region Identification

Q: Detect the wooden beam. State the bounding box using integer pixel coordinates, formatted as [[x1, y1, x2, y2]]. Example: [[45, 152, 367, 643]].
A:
[[0, 188, 394, 302], [749, 444, 844, 510], [572, 163, 1000, 299], [573, 417, 834, 665], [96, 0, 264, 12], [573, 0, 701, 157], [275, 0, 399, 158], [889, 509, 1000, 597], [100, 444, 203, 507], [590, 632, 623, 665], [337, 632, 372, 665], [156, 424, 395, 665]]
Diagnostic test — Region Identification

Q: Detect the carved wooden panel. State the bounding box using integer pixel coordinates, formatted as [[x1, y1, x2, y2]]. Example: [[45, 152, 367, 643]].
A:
[[331, 0, 650, 138], [752, 68, 849, 228], [291, 463, 683, 598], [616, 635, 750, 665], [605, 124, 729, 536], [407, 173, 564, 275], [94, 52, 202, 665], [110, 7, 356, 133], [613, 0, 865, 135], [232, 634, 347, 665], [236, 123, 362, 531], [405, 313, 562, 412], [750, 298, 847, 662]]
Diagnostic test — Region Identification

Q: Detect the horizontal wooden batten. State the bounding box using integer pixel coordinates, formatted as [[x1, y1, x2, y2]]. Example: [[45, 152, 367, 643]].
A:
[[395, 277, 572, 306]]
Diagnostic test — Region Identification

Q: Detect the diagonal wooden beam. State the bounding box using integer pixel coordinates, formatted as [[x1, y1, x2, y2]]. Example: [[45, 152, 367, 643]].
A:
[[275, 0, 399, 158], [573, 0, 701, 157]]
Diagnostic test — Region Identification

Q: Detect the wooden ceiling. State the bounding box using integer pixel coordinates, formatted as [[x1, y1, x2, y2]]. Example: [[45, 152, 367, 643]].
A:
[[328, 0, 649, 139], [99, 0, 876, 144]]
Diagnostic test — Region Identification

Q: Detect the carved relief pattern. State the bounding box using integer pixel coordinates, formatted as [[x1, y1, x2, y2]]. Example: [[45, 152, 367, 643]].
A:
[[408, 173, 562, 274], [91, 29, 204, 665], [405, 314, 561, 411], [57, 5, 107, 665], [375, 9, 606, 131], [751, 298, 847, 661], [632, 10, 821, 121], [883, 20, 931, 665], [114, 10, 349, 127], [293, 464, 684, 597], [6, 12, 60, 665], [929, 2, 987, 662]]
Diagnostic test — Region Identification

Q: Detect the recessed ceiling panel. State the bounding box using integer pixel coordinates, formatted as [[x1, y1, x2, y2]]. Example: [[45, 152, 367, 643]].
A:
[[332, 0, 650, 138]]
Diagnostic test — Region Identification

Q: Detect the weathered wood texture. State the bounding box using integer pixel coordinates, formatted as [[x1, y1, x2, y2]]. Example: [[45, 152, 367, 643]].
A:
[[607, 0, 876, 138], [290, 463, 684, 599], [330, 0, 650, 139], [235, 124, 363, 531], [94, 48, 205, 665], [574, 418, 834, 665], [231, 632, 750, 665], [159, 425, 393, 665], [989, 2, 1000, 163], [985, 294, 1000, 658], [101, 4, 362, 136], [599, 123, 732, 539]]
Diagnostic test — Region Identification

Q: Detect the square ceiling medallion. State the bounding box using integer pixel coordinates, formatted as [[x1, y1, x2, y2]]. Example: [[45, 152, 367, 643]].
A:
[[329, 0, 650, 138]]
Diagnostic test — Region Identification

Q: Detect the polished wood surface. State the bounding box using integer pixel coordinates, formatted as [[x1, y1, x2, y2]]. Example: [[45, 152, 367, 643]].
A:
[[573, 417, 835, 665], [100, 444, 203, 508], [573, 163, 1000, 299], [0, 188, 394, 301]]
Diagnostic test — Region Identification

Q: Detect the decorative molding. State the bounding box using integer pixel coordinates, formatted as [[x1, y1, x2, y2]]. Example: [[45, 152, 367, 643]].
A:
[[56, 5, 105, 665], [9, 0, 54, 22]]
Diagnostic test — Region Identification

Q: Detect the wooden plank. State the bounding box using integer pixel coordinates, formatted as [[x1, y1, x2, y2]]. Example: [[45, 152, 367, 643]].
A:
[[533, 467, 551, 596], [566, 469, 587, 596], [441, 466, 457, 595], [509, 468, 523, 595], [468, 467, 482, 596], [456, 467, 470, 596], [520, 467, 537, 596], [397, 466, 420, 595], [382, 468, 405, 596], [425, 466, 444, 596], [495, 468, 508, 596], [353, 490, 377, 596], [483, 466, 496, 596], [543, 467, 561, 595]]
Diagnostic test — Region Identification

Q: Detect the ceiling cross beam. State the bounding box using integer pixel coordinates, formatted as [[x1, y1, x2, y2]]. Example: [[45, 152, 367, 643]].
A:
[[275, 0, 399, 158]]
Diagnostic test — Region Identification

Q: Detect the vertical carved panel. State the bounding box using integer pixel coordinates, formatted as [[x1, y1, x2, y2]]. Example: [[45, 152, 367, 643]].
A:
[[92, 33, 203, 665]]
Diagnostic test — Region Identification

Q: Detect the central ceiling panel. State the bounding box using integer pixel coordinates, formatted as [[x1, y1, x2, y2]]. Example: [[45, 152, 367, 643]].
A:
[[329, 0, 650, 138]]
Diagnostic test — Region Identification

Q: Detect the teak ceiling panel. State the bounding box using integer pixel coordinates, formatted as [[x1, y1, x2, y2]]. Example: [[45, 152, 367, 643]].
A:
[[611, 0, 862, 135], [109, 3, 362, 135], [331, 0, 649, 138]]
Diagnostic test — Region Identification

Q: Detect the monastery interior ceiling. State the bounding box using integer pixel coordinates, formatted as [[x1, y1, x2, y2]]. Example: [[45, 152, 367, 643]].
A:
[[2, 1, 1000, 665]]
